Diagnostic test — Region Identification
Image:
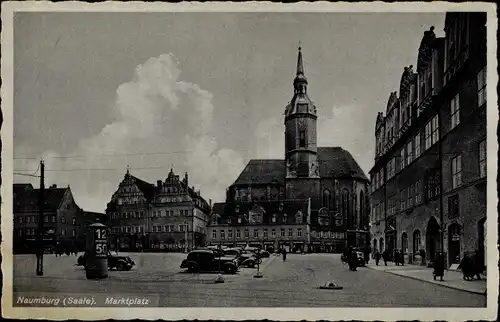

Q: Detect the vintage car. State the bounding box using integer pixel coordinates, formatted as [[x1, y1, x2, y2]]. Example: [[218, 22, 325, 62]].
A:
[[223, 248, 262, 268], [180, 250, 239, 274], [76, 251, 135, 271]]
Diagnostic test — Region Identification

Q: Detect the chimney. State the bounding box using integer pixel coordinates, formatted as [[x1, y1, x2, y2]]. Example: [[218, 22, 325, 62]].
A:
[[157, 180, 162, 188], [209, 199, 212, 208], [184, 172, 188, 186]]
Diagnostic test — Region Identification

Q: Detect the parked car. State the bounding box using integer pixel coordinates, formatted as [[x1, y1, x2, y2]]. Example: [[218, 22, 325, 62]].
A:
[[76, 251, 135, 271], [223, 248, 261, 268], [180, 250, 239, 274]]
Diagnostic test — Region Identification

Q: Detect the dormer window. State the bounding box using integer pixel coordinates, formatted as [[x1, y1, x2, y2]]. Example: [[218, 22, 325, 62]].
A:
[[282, 214, 288, 224], [228, 218, 232, 224], [272, 214, 277, 223], [238, 217, 242, 224]]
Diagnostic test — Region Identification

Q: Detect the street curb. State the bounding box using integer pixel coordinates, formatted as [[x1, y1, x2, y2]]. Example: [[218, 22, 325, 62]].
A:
[[366, 266, 486, 296]]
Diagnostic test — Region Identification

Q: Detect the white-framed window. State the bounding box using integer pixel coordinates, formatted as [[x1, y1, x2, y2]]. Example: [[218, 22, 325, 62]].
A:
[[253, 229, 259, 238], [450, 94, 460, 129], [244, 229, 249, 238], [400, 189, 407, 210], [236, 230, 241, 239], [272, 215, 276, 223], [407, 184, 414, 208], [220, 230, 225, 240], [406, 141, 413, 165], [425, 115, 439, 150], [387, 158, 395, 179], [415, 180, 422, 204], [263, 229, 268, 238], [288, 229, 293, 237], [399, 149, 405, 171], [180, 224, 185, 232], [477, 67, 486, 107], [228, 230, 233, 239], [280, 228, 285, 237], [479, 140, 486, 178], [451, 155, 462, 189], [414, 134, 421, 158], [297, 229, 302, 238], [72, 229, 76, 237], [271, 229, 276, 238], [238, 217, 242, 224], [212, 230, 217, 239]]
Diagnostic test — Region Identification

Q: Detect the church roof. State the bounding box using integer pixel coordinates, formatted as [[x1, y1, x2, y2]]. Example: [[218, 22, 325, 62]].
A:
[[317, 147, 368, 181], [232, 159, 286, 186], [232, 147, 368, 186]]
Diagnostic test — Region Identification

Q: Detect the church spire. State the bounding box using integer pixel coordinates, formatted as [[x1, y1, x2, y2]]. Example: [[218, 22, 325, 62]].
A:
[[296, 46, 304, 76], [293, 46, 308, 92]]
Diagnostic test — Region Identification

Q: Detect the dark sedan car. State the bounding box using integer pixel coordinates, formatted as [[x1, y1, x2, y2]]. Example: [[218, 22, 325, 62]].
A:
[[77, 251, 135, 271], [180, 250, 239, 274]]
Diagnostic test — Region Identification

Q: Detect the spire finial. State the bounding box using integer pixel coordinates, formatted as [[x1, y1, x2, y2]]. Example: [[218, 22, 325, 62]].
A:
[[126, 165, 130, 175], [296, 44, 304, 76]]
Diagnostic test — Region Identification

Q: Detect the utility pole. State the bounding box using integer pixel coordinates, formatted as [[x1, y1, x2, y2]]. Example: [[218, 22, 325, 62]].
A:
[[36, 160, 45, 276], [438, 109, 445, 267]]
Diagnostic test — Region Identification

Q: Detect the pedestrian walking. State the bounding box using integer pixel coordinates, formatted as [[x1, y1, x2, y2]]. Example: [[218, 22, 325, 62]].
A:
[[375, 251, 381, 266], [433, 253, 445, 281], [364, 247, 370, 265], [282, 248, 287, 262], [382, 250, 389, 266]]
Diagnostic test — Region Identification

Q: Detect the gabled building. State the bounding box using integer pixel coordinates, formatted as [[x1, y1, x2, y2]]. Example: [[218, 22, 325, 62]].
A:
[[369, 13, 487, 268], [13, 183, 85, 253], [207, 47, 370, 253], [105, 169, 211, 251]]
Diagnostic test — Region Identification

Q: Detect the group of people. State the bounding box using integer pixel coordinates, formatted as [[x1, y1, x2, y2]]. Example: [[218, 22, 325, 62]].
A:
[[457, 251, 485, 281], [373, 249, 389, 266]]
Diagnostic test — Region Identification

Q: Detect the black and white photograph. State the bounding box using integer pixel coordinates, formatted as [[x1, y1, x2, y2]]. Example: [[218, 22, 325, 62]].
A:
[[1, 1, 497, 321]]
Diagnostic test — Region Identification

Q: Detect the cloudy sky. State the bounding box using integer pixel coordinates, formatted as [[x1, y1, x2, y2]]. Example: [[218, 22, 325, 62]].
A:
[[13, 12, 445, 212]]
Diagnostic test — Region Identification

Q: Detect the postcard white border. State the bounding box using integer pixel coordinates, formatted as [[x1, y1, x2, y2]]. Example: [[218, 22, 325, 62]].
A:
[[1, 1, 498, 321]]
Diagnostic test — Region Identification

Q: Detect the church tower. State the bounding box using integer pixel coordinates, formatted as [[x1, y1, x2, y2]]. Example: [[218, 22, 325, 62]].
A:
[[284, 47, 320, 199]]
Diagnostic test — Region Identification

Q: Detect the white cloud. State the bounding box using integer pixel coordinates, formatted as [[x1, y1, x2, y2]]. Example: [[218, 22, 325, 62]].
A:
[[14, 53, 244, 211]]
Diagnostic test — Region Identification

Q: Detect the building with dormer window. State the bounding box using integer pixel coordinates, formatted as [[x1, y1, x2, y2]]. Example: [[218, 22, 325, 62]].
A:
[[207, 47, 370, 253], [106, 168, 211, 251], [369, 13, 487, 268]]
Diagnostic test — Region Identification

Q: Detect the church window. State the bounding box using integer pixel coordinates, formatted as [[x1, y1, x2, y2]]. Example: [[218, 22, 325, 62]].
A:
[[299, 129, 306, 147], [295, 211, 303, 224], [323, 189, 331, 209]]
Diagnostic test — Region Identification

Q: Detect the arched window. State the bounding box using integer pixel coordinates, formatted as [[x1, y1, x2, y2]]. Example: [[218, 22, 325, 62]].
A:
[[323, 189, 331, 209], [295, 211, 303, 224], [401, 232, 408, 254], [413, 230, 421, 254]]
